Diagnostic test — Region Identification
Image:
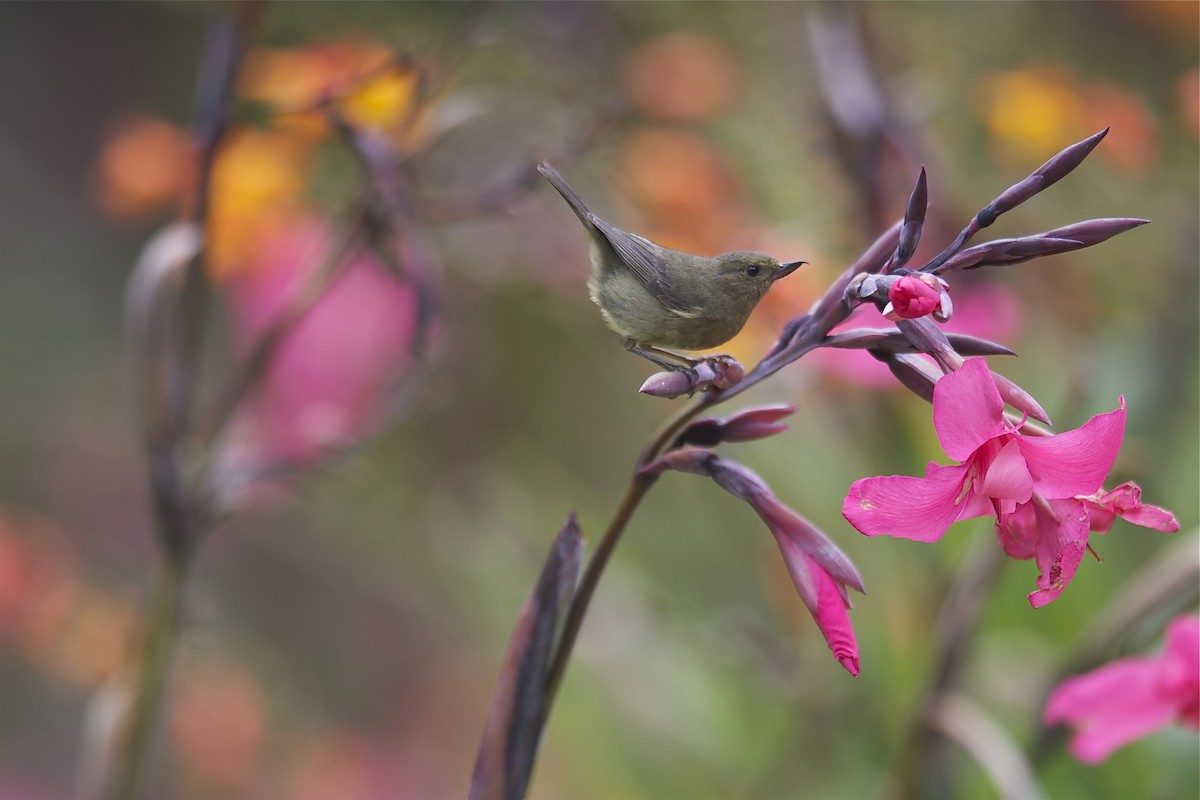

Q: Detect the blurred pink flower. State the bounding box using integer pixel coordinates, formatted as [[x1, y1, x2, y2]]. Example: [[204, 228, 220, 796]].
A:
[[224, 216, 417, 468], [843, 358, 1174, 606], [1044, 615, 1199, 764]]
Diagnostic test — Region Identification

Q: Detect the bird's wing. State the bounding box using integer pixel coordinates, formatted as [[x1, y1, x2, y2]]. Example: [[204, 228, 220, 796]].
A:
[[589, 214, 700, 316]]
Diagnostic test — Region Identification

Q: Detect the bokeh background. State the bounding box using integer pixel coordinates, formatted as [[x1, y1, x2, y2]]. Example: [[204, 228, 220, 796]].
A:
[[1, 2, 1196, 798]]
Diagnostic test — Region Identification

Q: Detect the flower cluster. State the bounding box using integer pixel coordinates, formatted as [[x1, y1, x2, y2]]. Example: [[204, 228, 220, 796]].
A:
[[842, 358, 1178, 607]]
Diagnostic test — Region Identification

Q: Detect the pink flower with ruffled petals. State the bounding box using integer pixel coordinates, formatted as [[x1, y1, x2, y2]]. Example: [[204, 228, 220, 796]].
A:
[[1045, 615, 1199, 764], [842, 357, 1176, 605]]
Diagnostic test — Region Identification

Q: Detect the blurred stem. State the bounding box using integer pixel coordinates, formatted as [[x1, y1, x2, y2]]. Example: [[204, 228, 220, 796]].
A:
[[890, 538, 1006, 800], [103, 552, 190, 800], [537, 392, 711, 745]]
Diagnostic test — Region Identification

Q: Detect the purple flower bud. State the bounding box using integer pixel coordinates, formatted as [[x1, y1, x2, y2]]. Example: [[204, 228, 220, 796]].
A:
[[985, 128, 1108, 220], [638, 367, 707, 399], [639, 446, 716, 478], [991, 371, 1052, 425], [680, 404, 797, 447], [893, 167, 928, 269], [896, 317, 963, 371], [885, 353, 940, 403], [1039, 218, 1150, 247], [938, 236, 1082, 273]]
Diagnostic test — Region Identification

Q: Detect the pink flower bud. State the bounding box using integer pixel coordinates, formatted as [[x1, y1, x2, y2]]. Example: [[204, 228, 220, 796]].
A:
[[885, 274, 944, 320]]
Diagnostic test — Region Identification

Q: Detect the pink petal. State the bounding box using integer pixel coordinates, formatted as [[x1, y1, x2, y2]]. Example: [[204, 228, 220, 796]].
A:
[[976, 438, 1034, 502], [1023, 498, 1091, 608], [843, 462, 981, 541], [759, 497, 865, 593], [1044, 657, 1181, 764], [227, 220, 417, 465], [933, 358, 1008, 462], [887, 274, 941, 319], [1163, 616, 1200, 728], [994, 500, 1038, 560], [772, 531, 860, 676], [1080, 482, 1180, 534], [1016, 400, 1126, 499]]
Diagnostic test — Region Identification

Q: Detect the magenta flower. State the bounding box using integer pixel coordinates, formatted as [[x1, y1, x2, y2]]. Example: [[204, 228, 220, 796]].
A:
[[882, 273, 947, 321], [224, 216, 418, 468], [1044, 615, 1200, 764], [645, 449, 865, 675], [842, 358, 1175, 605]]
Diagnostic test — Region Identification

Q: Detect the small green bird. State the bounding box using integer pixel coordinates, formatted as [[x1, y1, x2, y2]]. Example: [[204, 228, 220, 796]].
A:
[[538, 161, 804, 373]]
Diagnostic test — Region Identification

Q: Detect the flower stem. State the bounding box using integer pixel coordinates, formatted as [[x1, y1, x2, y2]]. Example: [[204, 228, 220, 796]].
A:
[[538, 392, 713, 736], [103, 553, 190, 800]]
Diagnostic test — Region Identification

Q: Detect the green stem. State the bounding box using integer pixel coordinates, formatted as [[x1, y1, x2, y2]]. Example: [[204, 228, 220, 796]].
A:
[[538, 392, 714, 737], [104, 553, 190, 800]]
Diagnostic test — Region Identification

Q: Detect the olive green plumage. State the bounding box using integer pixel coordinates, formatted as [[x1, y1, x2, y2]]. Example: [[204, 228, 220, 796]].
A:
[[538, 161, 803, 357]]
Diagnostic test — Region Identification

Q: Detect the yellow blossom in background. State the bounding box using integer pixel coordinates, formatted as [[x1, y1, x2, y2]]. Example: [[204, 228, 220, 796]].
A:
[[207, 129, 311, 279], [980, 67, 1089, 163], [239, 40, 395, 111], [338, 66, 420, 133], [240, 40, 407, 141], [981, 65, 1160, 174]]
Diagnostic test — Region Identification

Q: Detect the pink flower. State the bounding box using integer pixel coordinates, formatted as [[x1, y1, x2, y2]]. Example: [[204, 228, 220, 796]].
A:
[[224, 216, 418, 468], [842, 358, 1174, 605], [749, 488, 863, 676], [883, 273, 944, 320], [645, 450, 864, 675], [1044, 615, 1199, 764]]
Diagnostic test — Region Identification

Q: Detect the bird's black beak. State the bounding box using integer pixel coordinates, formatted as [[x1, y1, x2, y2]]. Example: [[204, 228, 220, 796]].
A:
[[773, 260, 807, 281]]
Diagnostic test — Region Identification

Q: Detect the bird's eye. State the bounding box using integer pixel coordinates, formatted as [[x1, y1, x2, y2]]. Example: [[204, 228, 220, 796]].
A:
[[745, 265, 760, 277]]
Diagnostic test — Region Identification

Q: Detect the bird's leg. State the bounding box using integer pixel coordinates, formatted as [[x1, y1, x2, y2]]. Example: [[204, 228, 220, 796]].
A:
[[622, 337, 701, 373]]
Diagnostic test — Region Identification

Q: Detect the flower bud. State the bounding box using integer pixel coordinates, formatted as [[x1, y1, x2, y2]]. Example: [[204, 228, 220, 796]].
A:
[[883, 274, 944, 320], [638, 370, 696, 398]]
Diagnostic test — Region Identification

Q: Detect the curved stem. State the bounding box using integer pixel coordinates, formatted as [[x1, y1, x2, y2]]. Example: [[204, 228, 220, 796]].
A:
[[102, 554, 190, 800], [538, 392, 713, 732]]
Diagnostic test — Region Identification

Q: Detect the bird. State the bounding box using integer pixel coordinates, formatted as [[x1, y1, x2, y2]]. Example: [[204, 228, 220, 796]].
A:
[[538, 161, 804, 374]]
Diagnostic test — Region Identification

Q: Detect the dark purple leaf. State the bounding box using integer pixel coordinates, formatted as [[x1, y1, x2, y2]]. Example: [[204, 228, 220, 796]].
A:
[[470, 515, 583, 800]]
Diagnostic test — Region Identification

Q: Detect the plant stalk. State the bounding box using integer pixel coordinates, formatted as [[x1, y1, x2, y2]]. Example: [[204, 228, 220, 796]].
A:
[[102, 552, 190, 800]]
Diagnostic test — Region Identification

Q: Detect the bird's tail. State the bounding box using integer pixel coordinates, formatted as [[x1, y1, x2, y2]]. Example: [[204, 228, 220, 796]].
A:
[[537, 161, 597, 229]]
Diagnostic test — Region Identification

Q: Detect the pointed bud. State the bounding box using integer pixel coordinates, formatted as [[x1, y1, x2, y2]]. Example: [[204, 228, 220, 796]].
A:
[[639, 371, 693, 399], [639, 447, 717, 479], [984, 128, 1108, 221], [1039, 218, 1150, 247], [885, 353, 941, 403], [678, 404, 796, 447], [893, 167, 929, 268], [991, 371, 1051, 425], [896, 317, 963, 371], [938, 236, 1083, 273]]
